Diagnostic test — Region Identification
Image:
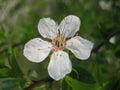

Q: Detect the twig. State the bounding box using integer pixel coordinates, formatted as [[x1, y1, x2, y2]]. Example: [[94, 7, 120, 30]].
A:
[[24, 77, 53, 90], [92, 41, 104, 53]]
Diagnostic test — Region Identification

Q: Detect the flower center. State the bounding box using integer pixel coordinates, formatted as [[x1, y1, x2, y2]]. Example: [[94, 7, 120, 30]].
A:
[[52, 35, 66, 50]]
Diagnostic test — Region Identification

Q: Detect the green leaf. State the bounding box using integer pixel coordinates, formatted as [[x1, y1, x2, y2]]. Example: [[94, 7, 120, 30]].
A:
[[0, 68, 12, 78], [33, 82, 51, 90], [7, 48, 23, 77], [70, 66, 96, 84], [92, 58, 105, 86], [0, 58, 5, 68], [62, 78, 72, 90], [33, 84, 46, 90], [65, 76, 95, 90], [1, 79, 21, 90]]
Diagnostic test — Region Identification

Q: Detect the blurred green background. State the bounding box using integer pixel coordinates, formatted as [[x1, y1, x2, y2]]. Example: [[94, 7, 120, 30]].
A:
[[0, 0, 120, 90]]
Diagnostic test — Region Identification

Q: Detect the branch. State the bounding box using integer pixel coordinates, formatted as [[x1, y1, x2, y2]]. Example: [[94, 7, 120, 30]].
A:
[[92, 41, 104, 53], [24, 77, 53, 90]]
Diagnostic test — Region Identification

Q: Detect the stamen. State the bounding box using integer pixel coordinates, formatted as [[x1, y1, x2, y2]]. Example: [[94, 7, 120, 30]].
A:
[[52, 34, 66, 51]]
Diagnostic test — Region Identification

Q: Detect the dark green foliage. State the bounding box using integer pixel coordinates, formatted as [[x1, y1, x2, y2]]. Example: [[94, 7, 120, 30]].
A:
[[7, 48, 23, 77], [0, 0, 120, 90]]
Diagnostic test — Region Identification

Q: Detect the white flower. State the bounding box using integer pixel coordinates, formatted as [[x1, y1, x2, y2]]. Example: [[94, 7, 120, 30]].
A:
[[99, 0, 112, 10], [109, 36, 116, 44], [23, 15, 94, 80]]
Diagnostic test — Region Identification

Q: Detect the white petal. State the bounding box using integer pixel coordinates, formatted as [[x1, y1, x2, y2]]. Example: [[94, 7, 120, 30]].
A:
[[48, 51, 72, 80], [99, 1, 112, 10], [38, 18, 58, 39], [59, 15, 80, 38], [66, 36, 93, 60], [23, 38, 52, 63]]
